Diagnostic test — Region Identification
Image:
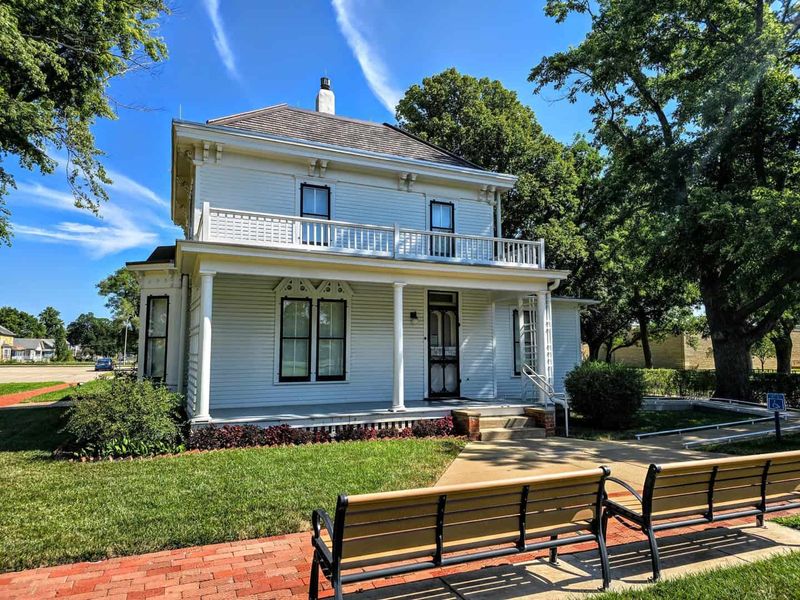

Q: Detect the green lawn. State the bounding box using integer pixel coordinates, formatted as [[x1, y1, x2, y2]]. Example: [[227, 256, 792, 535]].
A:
[[0, 381, 63, 396], [20, 377, 109, 403], [570, 408, 742, 441], [597, 551, 800, 599], [0, 407, 465, 572]]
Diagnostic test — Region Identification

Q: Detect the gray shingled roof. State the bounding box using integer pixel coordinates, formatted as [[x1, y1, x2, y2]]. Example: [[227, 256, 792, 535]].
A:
[[0, 325, 16, 337], [207, 104, 478, 169], [13, 338, 54, 351]]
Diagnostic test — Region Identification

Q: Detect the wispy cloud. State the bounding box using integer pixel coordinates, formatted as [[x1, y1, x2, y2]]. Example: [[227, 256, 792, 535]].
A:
[[202, 0, 239, 80], [331, 0, 402, 114], [9, 167, 176, 258]]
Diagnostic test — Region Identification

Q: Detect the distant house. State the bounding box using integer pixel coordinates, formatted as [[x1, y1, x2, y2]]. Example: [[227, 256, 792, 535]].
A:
[[0, 325, 15, 361], [607, 331, 800, 371], [10, 338, 56, 363]]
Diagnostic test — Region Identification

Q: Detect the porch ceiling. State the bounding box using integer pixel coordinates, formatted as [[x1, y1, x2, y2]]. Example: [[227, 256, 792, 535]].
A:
[[177, 240, 568, 292]]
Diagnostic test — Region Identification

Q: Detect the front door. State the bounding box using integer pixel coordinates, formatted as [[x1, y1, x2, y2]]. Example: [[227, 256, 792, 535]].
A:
[[428, 291, 460, 398]]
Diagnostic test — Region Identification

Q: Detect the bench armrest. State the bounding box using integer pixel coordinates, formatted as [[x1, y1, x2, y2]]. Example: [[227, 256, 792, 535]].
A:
[[605, 477, 643, 504], [311, 509, 335, 565]]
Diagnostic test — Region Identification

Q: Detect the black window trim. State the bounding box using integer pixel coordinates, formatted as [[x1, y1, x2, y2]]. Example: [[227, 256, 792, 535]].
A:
[[144, 295, 169, 382], [279, 297, 313, 383], [429, 200, 455, 257], [300, 183, 331, 220], [316, 298, 347, 382]]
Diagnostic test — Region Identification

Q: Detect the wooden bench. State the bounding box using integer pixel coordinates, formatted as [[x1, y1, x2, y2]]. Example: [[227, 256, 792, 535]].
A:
[[603, 450, 800, 581], [309, 467, 611, 599]]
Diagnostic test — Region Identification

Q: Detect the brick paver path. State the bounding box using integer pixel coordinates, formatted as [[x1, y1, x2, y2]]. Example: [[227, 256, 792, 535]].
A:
[[0, 384, 70, 408], [2, 511, 786, 600]]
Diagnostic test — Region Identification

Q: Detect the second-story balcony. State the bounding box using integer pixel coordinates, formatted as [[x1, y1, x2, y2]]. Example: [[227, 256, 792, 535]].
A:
[[196, 203, 546, 269]]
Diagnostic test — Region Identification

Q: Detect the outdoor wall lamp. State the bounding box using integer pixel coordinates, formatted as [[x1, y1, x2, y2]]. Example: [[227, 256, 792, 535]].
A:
[[409, 311, 419, 323]]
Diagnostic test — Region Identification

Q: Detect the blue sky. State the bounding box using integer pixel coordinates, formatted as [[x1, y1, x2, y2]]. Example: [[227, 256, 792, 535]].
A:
[[0, 0, 593, 324]]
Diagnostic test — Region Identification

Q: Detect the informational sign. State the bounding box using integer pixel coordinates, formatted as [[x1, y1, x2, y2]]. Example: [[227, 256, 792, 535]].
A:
[[767, 392, 786, 412]]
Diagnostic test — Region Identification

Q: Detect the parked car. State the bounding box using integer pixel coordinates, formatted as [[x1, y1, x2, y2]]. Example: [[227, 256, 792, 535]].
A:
[[95, 358, 113, 371]]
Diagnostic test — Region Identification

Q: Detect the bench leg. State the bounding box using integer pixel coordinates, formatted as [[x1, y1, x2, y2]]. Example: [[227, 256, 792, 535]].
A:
[[756, 513, 765, 528], [601, 509, 610, 539], [596, 532, 611, 591], [308, 550, 320, 600], [549, 535, 558, 564], [645, 526, 661, 582], [332, 573, 344, 600]]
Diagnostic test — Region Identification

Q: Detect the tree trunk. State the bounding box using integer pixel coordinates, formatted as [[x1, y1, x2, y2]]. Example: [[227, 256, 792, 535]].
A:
[[587, 340, 603, 361], [604, 340, 614, 363], [637, 310, 653, 368], [710, 334, 753, 399], [772, 333, 793, 374]]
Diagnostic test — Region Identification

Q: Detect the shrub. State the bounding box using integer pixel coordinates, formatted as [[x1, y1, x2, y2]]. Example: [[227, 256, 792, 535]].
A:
[[565, 362, 645, 430], [63, 378, 185, 458], [186, 424, 331, 450], [336, 425, 377, 441], [376, 427, 413, 439], [751, 373, 800, 407], [411, 417, 454, 438]]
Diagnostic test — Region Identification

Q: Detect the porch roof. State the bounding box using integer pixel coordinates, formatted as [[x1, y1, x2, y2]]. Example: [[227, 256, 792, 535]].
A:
[[176, 239, 570, 293]]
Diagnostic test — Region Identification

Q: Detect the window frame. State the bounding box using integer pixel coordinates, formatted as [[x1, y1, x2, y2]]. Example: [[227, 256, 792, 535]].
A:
[[144, 295, 169, 382], [315, 298, 347, 382], [300, 183, 331, 220], [512, 308, 534, 376], [278, 297, 313, 383], [429, 200, 455, 257]]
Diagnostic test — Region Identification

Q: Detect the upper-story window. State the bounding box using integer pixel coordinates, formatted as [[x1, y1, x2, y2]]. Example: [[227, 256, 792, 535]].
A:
[[300, 184, 330, 245], [430, 200, 454, 257]]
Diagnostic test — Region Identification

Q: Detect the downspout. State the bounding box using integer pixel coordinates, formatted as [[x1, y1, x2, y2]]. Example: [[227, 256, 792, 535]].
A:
[[176, 274, 189, 394], [546, 279, 569, 437]]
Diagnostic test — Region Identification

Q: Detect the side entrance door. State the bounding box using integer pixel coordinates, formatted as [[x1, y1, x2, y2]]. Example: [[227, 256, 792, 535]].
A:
[[427, 291, 460, 398]]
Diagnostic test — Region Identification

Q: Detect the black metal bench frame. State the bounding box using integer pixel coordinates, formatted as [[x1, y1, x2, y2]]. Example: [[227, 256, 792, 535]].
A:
[[310, 467, 612, 599], [603, 462, 800, 581]]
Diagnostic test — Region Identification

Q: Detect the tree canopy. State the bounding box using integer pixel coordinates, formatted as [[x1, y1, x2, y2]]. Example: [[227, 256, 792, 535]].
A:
[[66, 312, 116, 358], [531, 0, 800, 398], [0, 0, 169, 244], [97, 267, 140, 355], [38, 306, 69, 361], [0, 306, 45, 337]]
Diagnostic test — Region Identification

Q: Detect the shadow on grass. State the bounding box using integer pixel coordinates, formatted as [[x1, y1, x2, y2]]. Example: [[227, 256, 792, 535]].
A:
[[0, 406, 69, 453]]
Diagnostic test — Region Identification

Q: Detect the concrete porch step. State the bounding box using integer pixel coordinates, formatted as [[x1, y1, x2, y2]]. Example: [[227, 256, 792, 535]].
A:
[[478, 416, 535, 429], [480, 427, 547, 441]]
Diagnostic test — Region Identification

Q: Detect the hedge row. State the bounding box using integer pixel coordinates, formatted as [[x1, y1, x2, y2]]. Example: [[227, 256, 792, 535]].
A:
[[637, 368, 800, 405], [187, 417, 455, 451]]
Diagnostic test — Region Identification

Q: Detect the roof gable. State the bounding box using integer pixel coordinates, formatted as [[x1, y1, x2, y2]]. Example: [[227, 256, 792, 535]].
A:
[[207, 104, 479, 169]]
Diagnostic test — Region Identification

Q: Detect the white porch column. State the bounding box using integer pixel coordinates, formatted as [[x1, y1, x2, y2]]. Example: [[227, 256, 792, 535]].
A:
[[535, 291, 549, 404], [176, 274, 189, 394], [392, 282, 406, 411], [196, 271, 215, 422], [517, 296, 526, 400]]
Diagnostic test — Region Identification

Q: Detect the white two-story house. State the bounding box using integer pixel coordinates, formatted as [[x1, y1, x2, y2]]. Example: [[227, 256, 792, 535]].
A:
[[128, 78, 586, 430]]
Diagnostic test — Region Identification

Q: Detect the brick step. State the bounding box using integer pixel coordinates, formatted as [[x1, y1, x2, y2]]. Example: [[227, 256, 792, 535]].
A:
[[480, 427, 546, 442]]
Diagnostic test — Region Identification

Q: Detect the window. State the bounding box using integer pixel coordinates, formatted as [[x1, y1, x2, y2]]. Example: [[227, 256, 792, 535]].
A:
[[301, 184, 330, 245], [280, 298, 312, 381], [145, 296, 169, 381], [430, 200, 454, 257], [512, 309, 534, 375], [317, 300, 346, 380]]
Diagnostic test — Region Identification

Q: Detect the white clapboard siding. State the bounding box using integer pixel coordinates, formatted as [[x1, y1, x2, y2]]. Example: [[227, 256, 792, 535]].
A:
[[494, 299, 583, 399], [204, 275, 498, 409], [209, 276, 430, 408], [334, 182, 427, 229], [185, 285, 201, 417], [455, 198, 494, 237], [550, 301, 582, 393], [459, 290, 495, 399], [196, 165, 295, 215]]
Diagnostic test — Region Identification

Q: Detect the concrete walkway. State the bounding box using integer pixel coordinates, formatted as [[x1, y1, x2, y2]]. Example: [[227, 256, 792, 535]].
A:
[[0, 366, 101, 384], [436, 435, 721, 487]]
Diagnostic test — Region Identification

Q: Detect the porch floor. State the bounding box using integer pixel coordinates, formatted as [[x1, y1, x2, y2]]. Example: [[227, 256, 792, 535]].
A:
[[208, 397, 531, 427]]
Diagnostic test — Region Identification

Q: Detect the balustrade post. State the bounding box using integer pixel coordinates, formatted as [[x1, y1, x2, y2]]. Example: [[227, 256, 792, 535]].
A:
[[538, 238, 546, 268], [201, 202, 210, 241], [393, 223, 400, 258]]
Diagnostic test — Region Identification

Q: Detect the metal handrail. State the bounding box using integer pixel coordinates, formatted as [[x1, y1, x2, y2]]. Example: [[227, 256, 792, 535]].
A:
[[635, 415, 787, 440], [521, 363, 570, 437], [684, 424, 800, 449]]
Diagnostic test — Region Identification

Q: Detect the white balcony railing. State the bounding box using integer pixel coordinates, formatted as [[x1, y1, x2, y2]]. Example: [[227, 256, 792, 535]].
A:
[[197, 203, 545, 269]]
